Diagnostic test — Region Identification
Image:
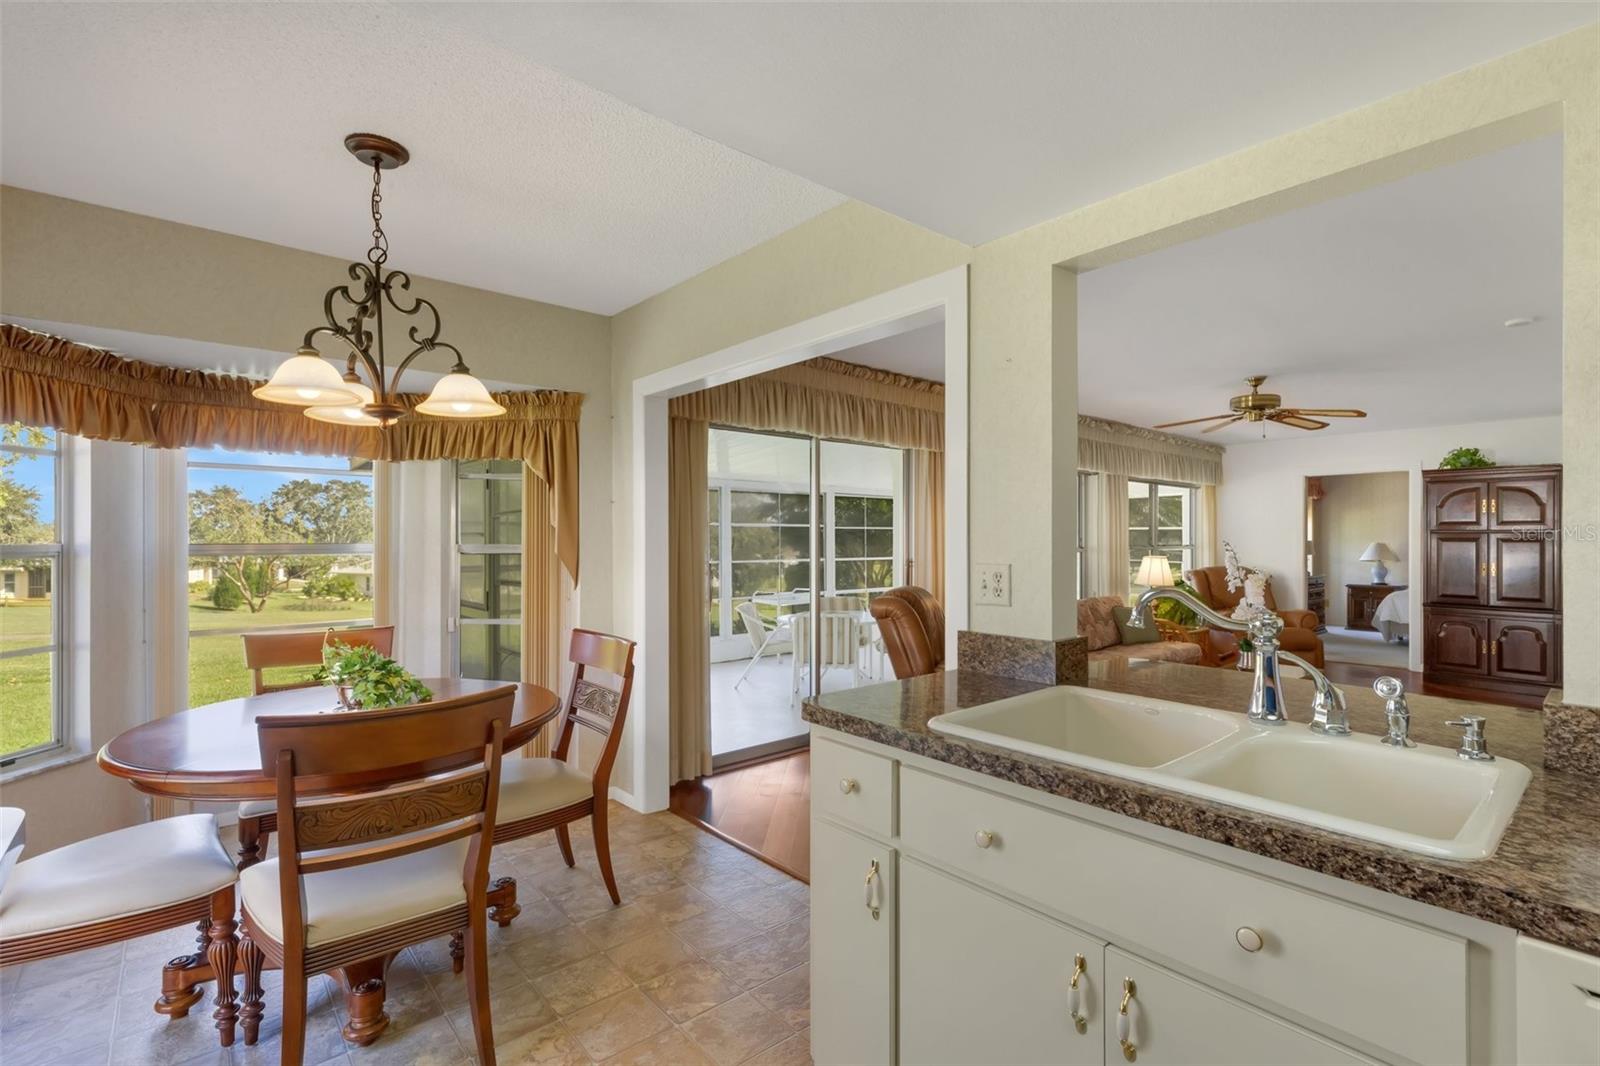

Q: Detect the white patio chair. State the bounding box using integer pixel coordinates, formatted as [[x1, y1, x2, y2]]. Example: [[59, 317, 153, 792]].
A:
[[733, 601, 796, 689]]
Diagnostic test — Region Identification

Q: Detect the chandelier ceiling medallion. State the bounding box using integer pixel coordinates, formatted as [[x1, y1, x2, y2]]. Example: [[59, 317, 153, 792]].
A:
[[254, 133, 504, 427]]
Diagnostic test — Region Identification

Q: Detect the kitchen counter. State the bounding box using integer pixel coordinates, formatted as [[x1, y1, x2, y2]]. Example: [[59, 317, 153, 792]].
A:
[[802, 659, 1600, 955]]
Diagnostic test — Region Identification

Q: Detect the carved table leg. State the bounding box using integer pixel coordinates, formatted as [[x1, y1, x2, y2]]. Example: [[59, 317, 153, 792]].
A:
[[335, 955, 396, 1046], [239, 935, 265, 1046], [487, 876, 520, 927], [154, 918, 213, 1018], [449, 931, 464, 975], [206, 902, 240, 1047]]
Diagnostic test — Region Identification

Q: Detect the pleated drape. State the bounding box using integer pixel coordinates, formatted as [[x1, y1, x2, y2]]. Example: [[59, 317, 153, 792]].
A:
[[1195, 484, 1220, 573], [908, 449, 945, 605], [1088, 473, 1131, 601], [522, 466, 564, 757], [667, 417, 713, 783]]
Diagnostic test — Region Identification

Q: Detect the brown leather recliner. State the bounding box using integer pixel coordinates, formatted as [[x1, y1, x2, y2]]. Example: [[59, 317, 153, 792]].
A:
[[1187, 566, 1324, 669], [870, 586, 946, 679]]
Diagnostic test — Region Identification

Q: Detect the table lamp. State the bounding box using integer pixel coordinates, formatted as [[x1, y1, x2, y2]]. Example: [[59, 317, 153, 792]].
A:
[[1359, 542, 1397, 584], [1135, 554, 1175, 589]]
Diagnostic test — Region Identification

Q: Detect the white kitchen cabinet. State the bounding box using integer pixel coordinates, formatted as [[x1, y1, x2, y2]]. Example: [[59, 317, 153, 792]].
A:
[[899, 858, 1106, 1065], [1516, 936, 1600, 1065], [1103, 946, 1376, 1066], [811, 817, 897, 1066]]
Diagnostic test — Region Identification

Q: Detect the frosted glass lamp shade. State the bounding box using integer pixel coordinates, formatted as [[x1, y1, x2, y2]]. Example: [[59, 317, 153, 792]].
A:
[[305, 378, 381, 426], [1135, 554, 1175, 588], [253, 349, 362, 407], [414, 370, 505, 418]]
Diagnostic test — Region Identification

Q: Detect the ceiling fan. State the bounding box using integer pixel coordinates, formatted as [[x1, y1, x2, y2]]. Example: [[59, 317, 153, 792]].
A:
[[1153, 375, 1367, 434]]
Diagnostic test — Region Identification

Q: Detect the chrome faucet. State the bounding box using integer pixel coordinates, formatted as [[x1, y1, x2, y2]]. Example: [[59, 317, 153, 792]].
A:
[[1281, 651, 1349, 735], [1374, 676, 1415, 747], [1130, 587, 1289, 725]]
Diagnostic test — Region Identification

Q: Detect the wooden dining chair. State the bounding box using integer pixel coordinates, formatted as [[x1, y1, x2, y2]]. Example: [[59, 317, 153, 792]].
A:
[[234, 624, 396, 869], [489, 630, 637, 914], [0, 809, 241, 1044], [237, 685, 516, 1066]]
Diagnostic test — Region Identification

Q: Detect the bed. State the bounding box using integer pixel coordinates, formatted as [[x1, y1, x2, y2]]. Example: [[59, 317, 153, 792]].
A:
[[1373, 588, 1409, 643]]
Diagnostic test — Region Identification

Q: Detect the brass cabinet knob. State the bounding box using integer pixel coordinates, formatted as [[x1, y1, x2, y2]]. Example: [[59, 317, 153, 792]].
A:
[[838, 778, 858, 795], [974, 829, 996, 849], [1235, 926, 1265, 953]]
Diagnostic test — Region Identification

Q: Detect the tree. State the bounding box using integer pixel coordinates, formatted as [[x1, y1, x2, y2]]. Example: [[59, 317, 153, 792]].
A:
[[188, 486, 288, 613], [1, 424, 53, 546]]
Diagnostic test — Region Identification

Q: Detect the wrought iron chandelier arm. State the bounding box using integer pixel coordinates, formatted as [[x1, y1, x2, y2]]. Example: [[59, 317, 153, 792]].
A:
[[391, 340, 467, 385]]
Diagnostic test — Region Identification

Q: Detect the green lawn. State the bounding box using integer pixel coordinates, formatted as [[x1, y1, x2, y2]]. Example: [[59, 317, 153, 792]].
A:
[[0, 592, 373, 756]]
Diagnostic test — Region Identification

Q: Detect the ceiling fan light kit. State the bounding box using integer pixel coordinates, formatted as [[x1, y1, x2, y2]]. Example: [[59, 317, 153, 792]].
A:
[[254, 133, 504, 427], [1152, 375, 1367, 437]]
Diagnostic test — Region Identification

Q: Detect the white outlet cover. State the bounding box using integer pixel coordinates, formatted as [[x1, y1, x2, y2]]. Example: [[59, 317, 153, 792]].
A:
[[975, 563, 1011, 606]]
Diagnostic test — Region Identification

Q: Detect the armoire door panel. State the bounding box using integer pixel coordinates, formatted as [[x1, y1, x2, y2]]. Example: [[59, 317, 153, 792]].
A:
[[1426, 534, 1487, 605], [1426, 481, 1488, 531], [1489, 476, 1557, 530], [1490, 618, 1558, 685], [1489, 534, 1556, 610], [1426, 612, 1489, 675]]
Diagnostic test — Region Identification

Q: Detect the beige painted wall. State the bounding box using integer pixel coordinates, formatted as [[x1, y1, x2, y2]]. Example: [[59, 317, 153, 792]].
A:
[[608, 25, 1598, 704], [1313, 472, 1410, 627]]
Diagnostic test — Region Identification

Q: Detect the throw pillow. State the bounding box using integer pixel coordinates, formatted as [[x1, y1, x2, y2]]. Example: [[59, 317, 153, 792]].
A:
[[1112, 604, 1162, 645]]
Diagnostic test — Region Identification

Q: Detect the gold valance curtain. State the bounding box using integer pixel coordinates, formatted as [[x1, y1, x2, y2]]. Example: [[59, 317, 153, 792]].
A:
[[1077, 414, 1224, 486], [1, 323, 582, 578]]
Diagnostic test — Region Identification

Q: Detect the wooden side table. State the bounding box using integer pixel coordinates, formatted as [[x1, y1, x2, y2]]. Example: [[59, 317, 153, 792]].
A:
[[1346, 583, 1406, 632], [1155, 619, 1224, 667]]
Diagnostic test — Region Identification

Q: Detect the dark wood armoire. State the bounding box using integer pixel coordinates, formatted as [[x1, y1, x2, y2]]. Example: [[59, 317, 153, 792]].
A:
[[1422, 464, 1562, 698]]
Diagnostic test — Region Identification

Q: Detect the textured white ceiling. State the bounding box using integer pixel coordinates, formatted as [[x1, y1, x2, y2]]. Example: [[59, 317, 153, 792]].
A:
[[423, 2, 1596, 244], [831, 322, 945, 383], [1077, 137, 1561, 443], [0, 3, 844, 315]]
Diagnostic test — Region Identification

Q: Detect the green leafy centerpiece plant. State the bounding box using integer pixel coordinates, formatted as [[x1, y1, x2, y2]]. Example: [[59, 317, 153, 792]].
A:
[[1438, 447, 1495, 470], [315, 641, 432, 709]]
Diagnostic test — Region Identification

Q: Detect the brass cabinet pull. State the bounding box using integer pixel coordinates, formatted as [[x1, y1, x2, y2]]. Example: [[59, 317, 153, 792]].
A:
[[1491, 498, 1498, 515], [1066, 953, 1088, 1034], [1118, 978, 1138, 1061], [1480, 498, 1488, 514], [863, 859, 880, 920], [1481, 639, 1488, 656], [838, 778, 859, 795], [974, 829, 996, 849]]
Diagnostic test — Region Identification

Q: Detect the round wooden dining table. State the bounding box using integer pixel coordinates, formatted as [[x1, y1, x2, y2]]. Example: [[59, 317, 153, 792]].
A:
[[97, 678, 563, 1047]]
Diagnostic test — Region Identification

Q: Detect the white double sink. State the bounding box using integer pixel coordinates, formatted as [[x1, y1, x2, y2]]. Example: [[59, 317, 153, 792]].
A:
[[928, 686, 1530, 860]]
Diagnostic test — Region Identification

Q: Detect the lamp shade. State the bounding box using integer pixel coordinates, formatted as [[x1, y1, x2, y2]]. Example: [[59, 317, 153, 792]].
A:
[[1135, 554, 1175, 588], [253, 348, 362, 407], [414, 370, 506, 418], [305, 377, 381, 426], [1358, 542, 1397, 563]]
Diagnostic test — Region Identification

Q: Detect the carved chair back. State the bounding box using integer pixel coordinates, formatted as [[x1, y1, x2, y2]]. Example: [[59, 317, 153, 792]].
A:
[[254, 685, 515, 957], [551, 630, 637, 800], [242, 625, 397, 695]]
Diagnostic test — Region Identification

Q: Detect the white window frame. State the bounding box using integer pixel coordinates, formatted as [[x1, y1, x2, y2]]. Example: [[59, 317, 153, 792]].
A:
[[1127, 478, 1198, 583], [708, 477, 814, 661], [825, 490, 897, 597], [184, 450, 377, 704], [452, 460, 523, 681], [0, 429, 69, 766]]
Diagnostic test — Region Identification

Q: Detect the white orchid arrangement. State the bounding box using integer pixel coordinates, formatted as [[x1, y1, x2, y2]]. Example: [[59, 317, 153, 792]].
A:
[[1222, 542, 1269, 622]]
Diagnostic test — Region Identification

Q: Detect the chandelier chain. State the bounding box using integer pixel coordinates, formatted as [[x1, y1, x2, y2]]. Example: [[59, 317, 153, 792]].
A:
[[367, 159, 388, 267]]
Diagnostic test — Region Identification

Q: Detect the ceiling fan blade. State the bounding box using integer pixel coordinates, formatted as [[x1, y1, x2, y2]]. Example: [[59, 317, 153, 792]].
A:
[[1200, 416, 1246, 434], [1152, 413, 1236, 429], [1280, 408, 1367, 419], [1270, 412, 1329, 431]]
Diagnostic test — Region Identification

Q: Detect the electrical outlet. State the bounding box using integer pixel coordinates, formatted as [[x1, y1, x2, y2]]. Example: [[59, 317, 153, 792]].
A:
[[975, 563, 1011, 606]]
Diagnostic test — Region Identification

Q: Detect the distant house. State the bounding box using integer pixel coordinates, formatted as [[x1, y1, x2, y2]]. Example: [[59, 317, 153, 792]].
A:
[[0, 564, 51, 601]]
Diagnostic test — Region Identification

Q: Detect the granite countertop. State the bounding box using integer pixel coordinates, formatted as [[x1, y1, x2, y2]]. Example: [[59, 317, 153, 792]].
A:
[[802, 660, 1600, 956]]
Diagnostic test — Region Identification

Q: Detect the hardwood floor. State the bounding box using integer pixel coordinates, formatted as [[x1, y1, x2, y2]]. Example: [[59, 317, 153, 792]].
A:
[[1318, 660, 1544, 709], [671, 749, 811, 883]]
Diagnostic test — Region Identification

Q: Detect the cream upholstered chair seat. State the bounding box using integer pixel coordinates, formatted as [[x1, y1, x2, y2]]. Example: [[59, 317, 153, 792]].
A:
[[498, 757, 594, 823], [238, 799, 275, 819], [0, 813, 234, 939], [239, 838, 469, 947]]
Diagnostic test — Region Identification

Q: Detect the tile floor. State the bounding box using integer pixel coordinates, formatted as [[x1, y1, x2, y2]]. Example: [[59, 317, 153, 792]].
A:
[[0, 805, 812, 1066]]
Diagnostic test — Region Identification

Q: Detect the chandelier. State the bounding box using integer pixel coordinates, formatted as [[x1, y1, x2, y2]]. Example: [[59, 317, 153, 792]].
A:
[[254, 133, 504, 426]]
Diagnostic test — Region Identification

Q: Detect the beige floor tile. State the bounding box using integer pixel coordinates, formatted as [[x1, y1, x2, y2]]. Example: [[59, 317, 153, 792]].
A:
[[745, 1029, 812, 1066], [344, 1012, 466, 1066], [11, 942, 123, 992], [748, 964, 809, 1031], [601, 1025, 716, 1065], [108, 1010, 235, 1066], [232, 1004, 348, 1066], [494, 1019, 594, 1065], [634, 885, 716, 926], [679, 993, 790, 1066], [491, 893, 575, 941], [694, 870, 772, 906], [427, 946, 528, 1011], [605, 929, 696, 985], [507, 924, 601, 978], [769, 916, 808, 953], [562, 989, 672, 1061], [726, 884, 809, 930], [705, 930, 809, 990], [533, 954, 634, 1017], [670, 908, 763, 956], [549, 883, 628, 925], [637, 961, 743, 1024], [577, 904, 664, 950], [1, 1010, 115, 1066], [443, 977, 559, 1047]]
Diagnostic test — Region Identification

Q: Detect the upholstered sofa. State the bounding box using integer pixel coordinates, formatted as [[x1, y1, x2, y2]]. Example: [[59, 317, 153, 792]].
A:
[[1078, 595, 1203, 665], [1187, 566, 1324, 669]]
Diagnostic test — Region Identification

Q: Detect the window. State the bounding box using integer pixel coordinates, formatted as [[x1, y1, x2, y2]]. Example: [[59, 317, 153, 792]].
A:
[[1128, 479, 1196, 584], [707, 487, 721, 637], [1077, 472, 1093, 599], [187, 448, 375, 705], [830, 494, 895, 596], [1, 425, 65, 762], [727, 489, 812, 635], [456, 460, 522, 682]]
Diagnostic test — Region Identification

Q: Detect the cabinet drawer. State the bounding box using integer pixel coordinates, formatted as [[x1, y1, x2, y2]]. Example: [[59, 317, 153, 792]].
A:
[[900, 767, 1467, 1064], [1106, 946, 1375, 1065], [812, 735, 896, 838]]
